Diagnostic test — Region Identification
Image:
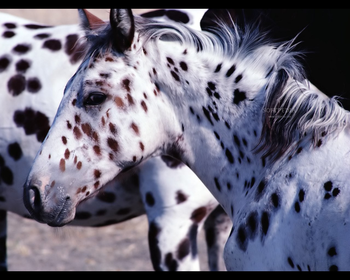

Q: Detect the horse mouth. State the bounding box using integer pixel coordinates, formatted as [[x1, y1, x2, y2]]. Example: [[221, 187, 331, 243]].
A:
[[47, 202, 75, 227], [45, 198, 76, 227]]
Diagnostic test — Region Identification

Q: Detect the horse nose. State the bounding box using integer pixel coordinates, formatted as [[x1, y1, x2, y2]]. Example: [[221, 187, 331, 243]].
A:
[[23, 183, 43, 221]]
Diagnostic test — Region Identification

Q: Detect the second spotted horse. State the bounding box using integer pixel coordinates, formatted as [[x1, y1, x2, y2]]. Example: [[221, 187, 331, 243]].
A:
[[0, 9, 230, 271]]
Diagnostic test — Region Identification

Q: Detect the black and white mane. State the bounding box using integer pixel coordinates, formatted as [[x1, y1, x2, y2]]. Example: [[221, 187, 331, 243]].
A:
[[82, 12, 348, 162]]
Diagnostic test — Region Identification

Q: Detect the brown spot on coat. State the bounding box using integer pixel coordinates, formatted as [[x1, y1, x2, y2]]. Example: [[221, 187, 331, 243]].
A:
[[190, 206, 207, 223], [76, 161, 82, 170], [127, 94, 134, 106], [59, 158, 66, 172], [81, 122, 92, 136], [109, 122, 117, 135], [93, 145, 101, 156], [62, 136, 67, 145], [94, 181, 100, 189], [94, 169, 101, 179], [64, 148, 70, 159], [74, 114, 81, 125], [131, 123, 139, 135], [139, 142, 144, 151], [141, 100, 148, 112], [73, 126, 82, 140], [122, 78, 131, 92], [177, 237, 190, 260], [114, 96, 124, 108], [107, 137, 119, 152]]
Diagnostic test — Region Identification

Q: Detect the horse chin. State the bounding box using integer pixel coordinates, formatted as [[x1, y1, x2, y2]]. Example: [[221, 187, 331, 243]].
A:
[[46, 206, 76, 227]]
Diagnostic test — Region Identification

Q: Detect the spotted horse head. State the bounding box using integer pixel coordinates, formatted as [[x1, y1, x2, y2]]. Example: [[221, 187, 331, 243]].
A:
[[23, 9, 192, 226]]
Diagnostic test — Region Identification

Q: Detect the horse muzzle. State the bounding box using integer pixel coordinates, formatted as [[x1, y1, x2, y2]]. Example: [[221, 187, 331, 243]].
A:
[[23, 178, 76, 227]]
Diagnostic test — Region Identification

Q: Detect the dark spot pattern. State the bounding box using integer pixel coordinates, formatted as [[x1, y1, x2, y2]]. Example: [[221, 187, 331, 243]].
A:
[[235, 74, 243, 83], [0, 55, 11, 72], [190, 207, 207, 223], [175, 190, 188, 204], [202, 106, 213, 125], [7, 74, 25, 96], [233, 89, 246, 105], [15, 59, 31, 72], [261, 211, 269, 236], [323, 181, 340, 200], [288, 257, 294, 268], [145, 192, 155, 207], [177, 237, 190, 260], [12, 44, 31, 54], [42, 39, 61, 51], [24, 24, 51, 29], [328, 246, 337, 257], [226, 64, 236, 77], [166, 10, 190, 24], [2, 30, 15, 38], [236, 224, 248, 251], [4, 23, 16, 29], [165, 253, 178, 271], [225, 148, 234, 164], [26, 77, 41, 93], [256, 180, 266, 199], [247, 211, 258, 239], [171, 70, 180, 82], [0, 155, 13, 185], [64, 34, 86, 64], [73, 126, 82, 140], [34, 33, 51, 39], [329, 265, 338, 271], [59, 158, 65, 172], [214, 63, 222, 73], [148, 221, 162, 271], [107, 137, 119, 153], [13, 108, 50, 142], [271, 192, 280, 208], [142, 9, 189, 24], [214, 177, 221, 192], [179, 61, 187, 71], [324, 181, 333, 191], [7, 142, 22, 161]]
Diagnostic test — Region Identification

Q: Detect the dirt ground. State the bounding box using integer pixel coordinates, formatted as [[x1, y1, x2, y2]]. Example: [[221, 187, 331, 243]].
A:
[[7, 212, 214, 271], [1, 9, 225, 271]]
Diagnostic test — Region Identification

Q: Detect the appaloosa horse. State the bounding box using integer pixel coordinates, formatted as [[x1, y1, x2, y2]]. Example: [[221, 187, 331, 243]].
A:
[[24, 9, 350, 270], [0, 9, 231, 271]]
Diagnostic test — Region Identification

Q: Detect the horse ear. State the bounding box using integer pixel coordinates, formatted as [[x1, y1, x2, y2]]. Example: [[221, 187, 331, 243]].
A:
[[109, 9, 135, 52], [78, 9, 105, 31]]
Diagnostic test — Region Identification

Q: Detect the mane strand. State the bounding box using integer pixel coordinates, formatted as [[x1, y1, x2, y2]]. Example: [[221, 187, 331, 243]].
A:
[[255, 67, 348, 162]]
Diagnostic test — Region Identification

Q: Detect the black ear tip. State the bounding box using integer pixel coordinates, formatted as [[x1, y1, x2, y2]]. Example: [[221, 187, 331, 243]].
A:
[[109, 9, 135, 52]]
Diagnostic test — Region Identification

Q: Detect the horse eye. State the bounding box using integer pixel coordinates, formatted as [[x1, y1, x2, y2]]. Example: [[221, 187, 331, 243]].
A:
[[84, 92, 107, 106]]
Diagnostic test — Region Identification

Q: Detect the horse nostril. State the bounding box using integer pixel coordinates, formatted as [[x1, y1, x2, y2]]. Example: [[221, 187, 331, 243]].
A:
[[28, 185, 42, 215]]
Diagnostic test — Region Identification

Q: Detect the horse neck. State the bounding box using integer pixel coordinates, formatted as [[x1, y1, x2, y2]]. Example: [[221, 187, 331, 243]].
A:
[[146, 39, 271, 213]]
